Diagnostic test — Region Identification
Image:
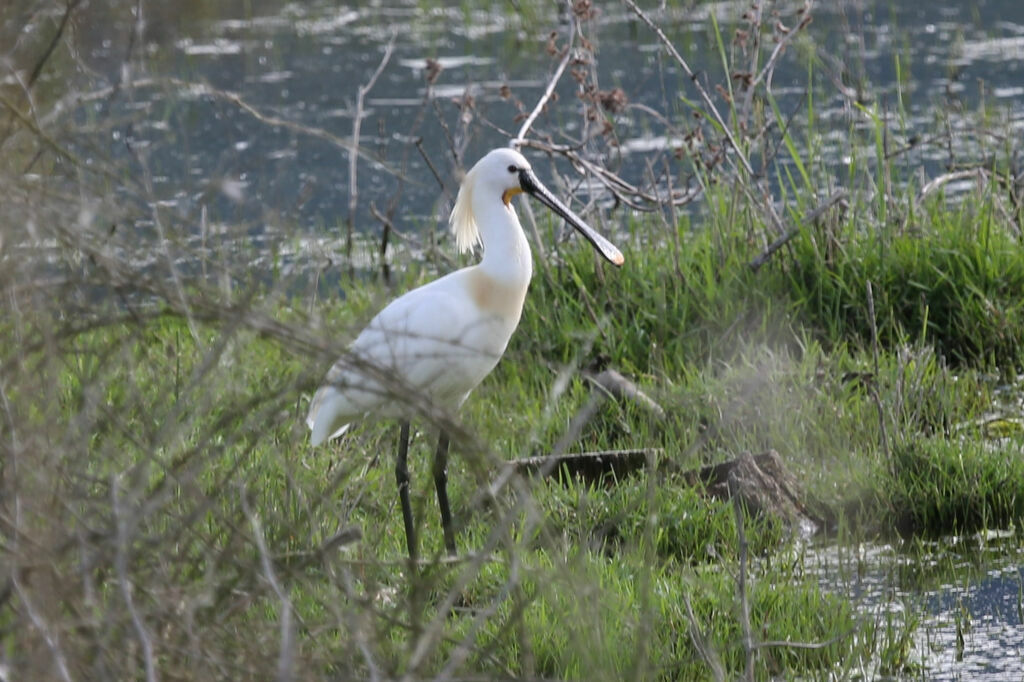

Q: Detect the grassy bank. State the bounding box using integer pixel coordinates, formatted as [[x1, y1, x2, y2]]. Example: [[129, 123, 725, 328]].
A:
[[6, 185, 1024, 678]]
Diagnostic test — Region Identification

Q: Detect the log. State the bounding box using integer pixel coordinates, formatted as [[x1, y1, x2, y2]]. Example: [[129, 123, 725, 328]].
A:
[[504, 448, 659, 484], [506, 448, 822, 536]]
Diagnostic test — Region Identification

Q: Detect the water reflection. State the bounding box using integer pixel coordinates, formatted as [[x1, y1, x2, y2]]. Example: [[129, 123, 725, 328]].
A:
[[806, 538, 1024, 679], [48, 0, 1024, 255], [4, 0, 1021, 297]]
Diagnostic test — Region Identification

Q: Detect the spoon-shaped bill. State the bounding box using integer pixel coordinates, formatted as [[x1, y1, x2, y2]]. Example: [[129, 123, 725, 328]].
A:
[[519, 169, 624, 267]]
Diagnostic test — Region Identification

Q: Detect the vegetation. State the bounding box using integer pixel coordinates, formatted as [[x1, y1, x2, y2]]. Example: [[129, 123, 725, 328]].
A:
[[3, 0, 1024, 680]]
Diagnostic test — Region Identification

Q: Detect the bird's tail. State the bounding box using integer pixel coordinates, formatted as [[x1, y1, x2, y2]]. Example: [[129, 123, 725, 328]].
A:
[[307, 385, 350, 446]]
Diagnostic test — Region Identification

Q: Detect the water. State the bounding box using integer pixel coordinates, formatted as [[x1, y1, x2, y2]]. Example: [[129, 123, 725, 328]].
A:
[[806, 536, 1024, 679], [22, 0, 1024, 277]]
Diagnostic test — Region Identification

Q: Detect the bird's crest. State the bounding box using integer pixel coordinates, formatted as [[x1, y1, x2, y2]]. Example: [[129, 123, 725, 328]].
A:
[[450, 165, 481, 254]]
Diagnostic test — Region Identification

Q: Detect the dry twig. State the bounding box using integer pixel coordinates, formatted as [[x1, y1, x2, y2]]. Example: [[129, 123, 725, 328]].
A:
[[622, 0, 753, 177], [510, 9, 576, 148], [749, 190, 848, 271], [347, 34, 397, 264]]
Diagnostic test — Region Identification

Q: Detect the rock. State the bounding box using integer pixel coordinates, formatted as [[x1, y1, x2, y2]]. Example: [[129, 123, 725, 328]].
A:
[[683, 450, 822, 537]]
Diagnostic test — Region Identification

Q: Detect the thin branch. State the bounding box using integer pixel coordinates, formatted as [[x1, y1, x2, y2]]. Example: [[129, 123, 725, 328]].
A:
[[730, 473, 756, 682], [369, 201, 394, 283], [402, 480, 538, 679], [414, 137, 448, 194], [511, 9, 575, 148], [125, 135, 200, 341], [437, 553, 522, 678], [518, 137, 702, 210], [749, 190, 848, 271], [337, 569, 383, 682], [9, 474, 74, 682], [27, 0, 83, 89], [916, 168, 986, 205], [10, 576, 75, 682], [627, 101, 690, 142], [756, 630, 853, 650], [242, 492, 295, 682], [866, 281, 892, 463], [36, 77, 402, 178], [622, 0, 753, 177], [0, 93, 127, 187], [662, 157, 684, 280], [682, 592, 725, 681], [347, 34, 397, 264], [750, 2, 815, 93], [509, 4, 576, 277], [643, 157, 681, 274], [736, 1, 763, 129], [112, 477, 158, 682]]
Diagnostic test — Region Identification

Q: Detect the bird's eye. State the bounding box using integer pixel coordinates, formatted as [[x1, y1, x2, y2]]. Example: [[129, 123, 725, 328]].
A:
[[507, 165, 517, 173]]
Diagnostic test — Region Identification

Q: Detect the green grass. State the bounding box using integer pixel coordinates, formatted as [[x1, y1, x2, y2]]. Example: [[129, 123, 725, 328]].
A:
[[782, 199, 1024, 366], [9, 191, 1024, 677], [887, 438, 1024, 536], [9, 145, 1024, 682]]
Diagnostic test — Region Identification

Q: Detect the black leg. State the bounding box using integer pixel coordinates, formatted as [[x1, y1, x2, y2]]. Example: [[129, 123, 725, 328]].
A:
[[395, 421, 417, 561], [433, 431, 456, 556]]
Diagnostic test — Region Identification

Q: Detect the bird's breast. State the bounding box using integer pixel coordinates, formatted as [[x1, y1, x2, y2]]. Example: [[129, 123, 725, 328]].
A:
[[465, 268, 529, 329]]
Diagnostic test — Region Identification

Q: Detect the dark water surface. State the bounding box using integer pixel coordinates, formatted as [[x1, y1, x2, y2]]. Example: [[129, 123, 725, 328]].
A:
[[807, 537, 1024, 679], [33, 0, 1024, 272]]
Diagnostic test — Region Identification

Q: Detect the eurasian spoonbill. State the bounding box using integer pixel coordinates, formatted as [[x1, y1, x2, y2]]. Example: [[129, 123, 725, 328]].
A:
[[307, 147, 623, 559]]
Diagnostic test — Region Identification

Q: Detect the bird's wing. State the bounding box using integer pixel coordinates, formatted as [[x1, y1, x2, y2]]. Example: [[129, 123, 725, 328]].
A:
[[307, 272, 505, 444]]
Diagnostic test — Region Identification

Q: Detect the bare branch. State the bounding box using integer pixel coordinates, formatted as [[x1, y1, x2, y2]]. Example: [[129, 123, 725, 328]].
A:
[[27, 0, 83, 89], [622, 0, 753, 177], [0, 93, 126, 186], [37, 77, 402, 178], [730, 473, 755, 682], [242, 493, 295, 682], [917, 168, 987, 204], [866, 281, 892, 463], [348, 34, 397, 263], [750, 2, 815, 93], [9, 577, 75, 682], [112, 477, 158, 682], [749, 190, 848, 271], [511, 8, 575, 148], [682, 592, 726, 682], [518, 137, 702, 210], [757, 631, 853, 651]]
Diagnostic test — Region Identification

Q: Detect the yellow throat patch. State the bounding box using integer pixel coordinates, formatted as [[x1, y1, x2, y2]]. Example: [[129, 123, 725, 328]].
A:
[[501, 186, 523, 206]]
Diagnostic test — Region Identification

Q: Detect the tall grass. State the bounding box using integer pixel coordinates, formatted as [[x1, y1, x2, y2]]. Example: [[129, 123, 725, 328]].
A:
[[3, 0, 1024, 679]]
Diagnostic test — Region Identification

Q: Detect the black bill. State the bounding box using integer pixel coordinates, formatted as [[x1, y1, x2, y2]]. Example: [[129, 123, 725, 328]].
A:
[[519, 168, 624, 267]]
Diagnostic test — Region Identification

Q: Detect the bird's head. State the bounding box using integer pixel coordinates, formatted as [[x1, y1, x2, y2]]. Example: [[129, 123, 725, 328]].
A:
[[450, 147, 624, 266]]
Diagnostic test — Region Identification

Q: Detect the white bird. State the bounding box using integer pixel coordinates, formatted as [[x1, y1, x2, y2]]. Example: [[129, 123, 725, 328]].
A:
[[307, 147, 623, 559]]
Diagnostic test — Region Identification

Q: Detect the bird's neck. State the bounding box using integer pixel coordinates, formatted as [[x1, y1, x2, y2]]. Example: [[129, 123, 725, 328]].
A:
[[475, 196, 533, 288]]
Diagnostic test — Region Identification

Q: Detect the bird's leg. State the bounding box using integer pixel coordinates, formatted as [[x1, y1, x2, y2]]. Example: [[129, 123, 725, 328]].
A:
[[433, 431, 457, 556], [395, 421, 417, 561]]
